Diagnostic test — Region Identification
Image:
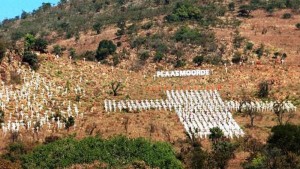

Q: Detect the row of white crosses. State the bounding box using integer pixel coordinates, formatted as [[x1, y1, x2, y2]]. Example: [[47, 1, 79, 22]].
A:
[[0, 66, 84, 136], [104, 99, 172, 112], [104, 89, 244, 139], [225, 100, 297, 113]]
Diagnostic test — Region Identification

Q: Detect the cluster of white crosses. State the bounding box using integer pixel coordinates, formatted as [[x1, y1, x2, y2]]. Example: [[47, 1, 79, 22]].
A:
[[168, 90, 244, 139], [225, 100, 297, 112], [104, 89, 244, 139], [0, 67, 84, 135]]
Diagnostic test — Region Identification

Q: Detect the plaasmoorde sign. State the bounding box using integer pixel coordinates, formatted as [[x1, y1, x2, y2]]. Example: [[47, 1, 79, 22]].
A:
[[156, 69, 210, 78]]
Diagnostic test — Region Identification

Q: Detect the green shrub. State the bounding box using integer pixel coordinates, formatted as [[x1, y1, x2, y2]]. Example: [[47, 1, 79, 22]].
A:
[[34, 38, 48, 53], [96, 40, 117, 61], [282, 13, 292, 19], [93, 22, 102, 34], [139, 50, 150, 61], [0, 110, 4, 123], [68, 48, 76, 59], [257, 81, 269, 98], [268, 124, 300, 154], [24, 33, 36, 51], [231, 52, 242, 64], [0, 39, 6, 62], [153, 51, 164, 62], [255, 44, 264, 59], [79, 50, 96, 61], [245, 41, 254, 51], [130, 36, 146, 48], [113, 54, 120, 66], [141, 21, 153, 30], [228, 2, 235, 11], [296, 23, 300, 29], [22, 51, 39, 70], [174, 59, 186, 68], [193, 55, 204, 66], [52, 45, 62, 56], [64, 116, 75, 130], [21, 136, 183, 169], [174, 26, 215, 46]]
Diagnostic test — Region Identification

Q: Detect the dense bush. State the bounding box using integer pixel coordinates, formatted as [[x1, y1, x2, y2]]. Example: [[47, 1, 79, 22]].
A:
[[153, 51, 164, 62], [268, 124, 300, 154], [141, 21, 153, 30], [166, 1, 226, 25], [257, 81, 269, 98], [21, 136, 182, 169], [96, 40, 117, 61], [22, 51, 39, 70], [139, 50, 150, 61], [282, 13, 292, 19], [174, 59, 186, 68], [0, 39, 6, 62], [193, 55, 204, 66], [34, 38, 48, 53], [296, 23, 300, 29], [174, 26, 215, 47], [52, 45, 62, 56], [232, 52, 242, 64], [78, 50, 96, 61]]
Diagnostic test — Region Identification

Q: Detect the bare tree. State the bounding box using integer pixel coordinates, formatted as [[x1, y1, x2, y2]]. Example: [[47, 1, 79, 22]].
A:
[[238, 101, 260, 127], [110, 81, 123, 96], [273, 101, 295, 125]]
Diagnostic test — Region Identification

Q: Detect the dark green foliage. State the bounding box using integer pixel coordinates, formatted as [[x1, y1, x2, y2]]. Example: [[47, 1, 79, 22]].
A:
[[228, 2, 235, 11], [255, 44, 264, 59], [64, 116, 75, 130], [34, 38, 48, 53], [193, 55, 204, 66], [127, 24, 138, 35], [282, 13, 292, 19], [245, 41, 254, 51], [268, 124, 300, 154], [211, 141, 236, 169], [22, 51, 39, 70], [52, 45, 62, 56], [233, 31, 245, 48], [68, 48, 76, 59], [191, 143, 207, 169], [93, 22, 102, 34], [166, 1, 226, 26], [174, 59, 186, 68], [113, 54, 120, 66], [44, 136, 60, 144], [174, 26, 215, 47], [0, 110, 4, 124], [232, 52, 242, 64], [153, 51, 164, 62], [296, 23, 300, 29], [130, 36, 146, 48], [96, 40, 117, 61], [116, 42, 122, 47], [243, 124, 300, 169], [24, 34, 36, 51], [0, 39, 6, 62], [21, 11, 29, 19], [141, 21, 153, 30], [21, 136, 182, 169], [209, 127, 224, 142], [3, 142, 27, 163], [79, 50, 96, 61], [258, 81, 269, 98], [139, 50, 150, 61]]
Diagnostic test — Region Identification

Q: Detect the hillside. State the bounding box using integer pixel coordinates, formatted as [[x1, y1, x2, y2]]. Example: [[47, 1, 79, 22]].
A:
[[0, 0, 300, 168]]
